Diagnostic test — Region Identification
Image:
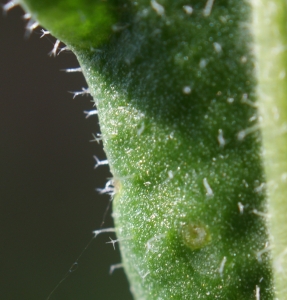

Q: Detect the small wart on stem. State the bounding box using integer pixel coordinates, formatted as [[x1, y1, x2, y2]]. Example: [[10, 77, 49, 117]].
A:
[[181, 222, 211, 250]]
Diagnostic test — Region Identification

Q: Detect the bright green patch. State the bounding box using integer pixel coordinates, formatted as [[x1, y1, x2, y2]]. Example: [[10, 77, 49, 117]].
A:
[[19, 0, 119, 50]]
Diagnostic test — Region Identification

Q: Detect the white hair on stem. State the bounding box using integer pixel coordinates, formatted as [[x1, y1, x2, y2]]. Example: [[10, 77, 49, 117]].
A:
[[1, 0, 19, 14], [93, 155, 109, 169], [203, 178, 213, 196], [84, 110, 98, 118], [61, 67, 82, 73], [69, 87, 90, 98], [151, 0, 165, 16], [48, 39, 61, 56], [203, 0, 214, 17], [109, 263, 123, 275], [90, 133, 102, 143], [40, 29, 50, 38], [24, 19, 39, 38], [218, 256, 227, 277]]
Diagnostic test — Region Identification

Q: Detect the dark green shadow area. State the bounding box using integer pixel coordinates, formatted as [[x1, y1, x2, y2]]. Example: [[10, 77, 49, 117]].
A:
[[20, 0, 127, 50]]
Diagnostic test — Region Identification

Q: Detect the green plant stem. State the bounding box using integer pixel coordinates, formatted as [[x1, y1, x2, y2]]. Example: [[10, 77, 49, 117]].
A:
[[73, 2, 274, 297], [14, 0, 284, 298]]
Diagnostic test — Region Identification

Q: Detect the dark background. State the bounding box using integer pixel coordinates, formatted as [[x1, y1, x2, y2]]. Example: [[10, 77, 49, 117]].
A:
[[0, 3, 132, 300]]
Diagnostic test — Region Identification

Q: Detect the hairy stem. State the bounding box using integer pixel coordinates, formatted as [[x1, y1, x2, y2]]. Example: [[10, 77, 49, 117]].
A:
[[11, 0, 287, 298]]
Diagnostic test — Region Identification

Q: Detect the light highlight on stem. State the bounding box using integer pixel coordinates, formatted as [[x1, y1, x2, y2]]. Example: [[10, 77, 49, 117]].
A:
[[252, 0, 287, 297]]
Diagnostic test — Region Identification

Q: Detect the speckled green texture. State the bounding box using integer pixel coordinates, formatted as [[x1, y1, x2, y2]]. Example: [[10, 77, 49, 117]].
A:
[[79, 1, 273, 298], [18, 0, 278, 298]]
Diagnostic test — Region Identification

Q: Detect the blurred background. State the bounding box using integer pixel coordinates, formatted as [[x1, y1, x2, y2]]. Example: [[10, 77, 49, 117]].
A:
[[0, 2, 132, 299]]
